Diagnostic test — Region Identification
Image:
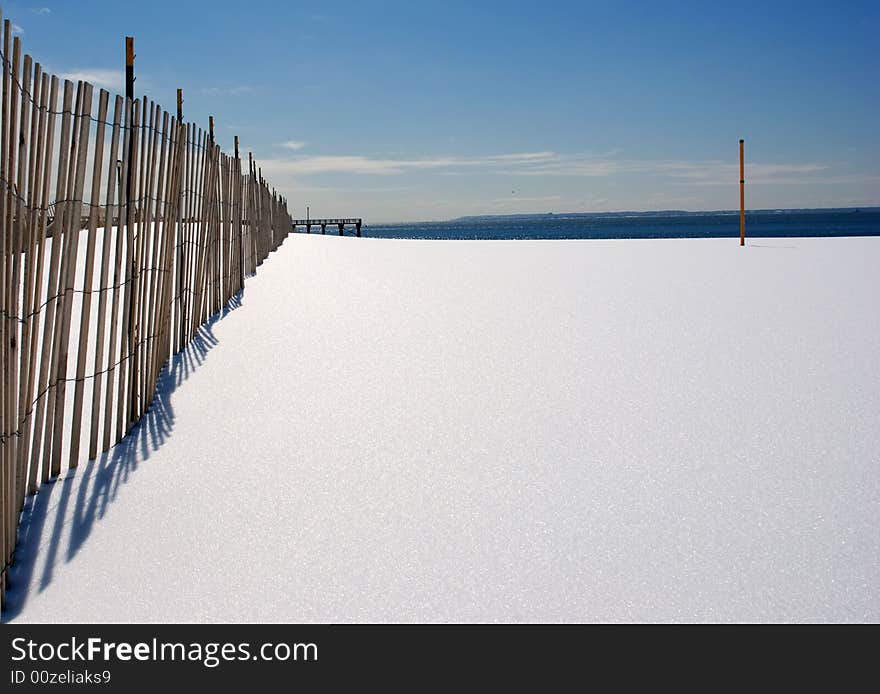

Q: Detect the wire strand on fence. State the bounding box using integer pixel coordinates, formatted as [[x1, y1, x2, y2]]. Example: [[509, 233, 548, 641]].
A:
[[0, 13, 292, 612]]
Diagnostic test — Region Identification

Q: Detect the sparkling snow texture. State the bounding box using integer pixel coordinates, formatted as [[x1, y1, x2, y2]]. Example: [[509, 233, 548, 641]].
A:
[[6, 235, 880, 622]]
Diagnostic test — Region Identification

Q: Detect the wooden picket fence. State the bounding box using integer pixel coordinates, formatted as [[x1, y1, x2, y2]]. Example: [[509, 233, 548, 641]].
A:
[[0, 16, 292, 609]]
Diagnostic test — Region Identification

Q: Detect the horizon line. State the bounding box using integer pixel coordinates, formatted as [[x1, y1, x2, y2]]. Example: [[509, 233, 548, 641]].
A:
[[361, 205, 880, 226]]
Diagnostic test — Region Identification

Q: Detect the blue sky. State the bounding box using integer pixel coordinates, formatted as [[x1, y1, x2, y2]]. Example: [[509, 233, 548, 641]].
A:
[[5, 0, 879, 222]]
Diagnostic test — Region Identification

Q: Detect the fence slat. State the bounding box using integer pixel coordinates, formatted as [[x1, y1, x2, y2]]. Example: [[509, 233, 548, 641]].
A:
[[88, 94, 123, 460], [31, 78, 73, 484], [23, 73, 56, 494], [116, 98, 140, 443], [9, 51, 31, 509], [48, 80, 93, 476], [104, 97, 132, 451], [16, 59, 41, 501], [0, 21, 13, 602], [4, 33, 22, 565], [143, 109, 168, 404], [69, 87, 108, 468]]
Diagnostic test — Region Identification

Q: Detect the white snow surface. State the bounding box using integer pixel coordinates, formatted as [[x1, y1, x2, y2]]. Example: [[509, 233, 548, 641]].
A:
[[6, 234, 880, 623]]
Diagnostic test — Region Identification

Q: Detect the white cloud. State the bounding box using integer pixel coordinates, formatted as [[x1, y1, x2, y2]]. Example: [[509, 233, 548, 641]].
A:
[[259, 151, 566, 176], [60, 69, 124, 90], [30, 7, 51, 14], [279, 140, 307, 150], [12, 23, 24, 35], [655, 161, 829, 186], [255, 149, 877, 222], [495, 155, 831, 185], [256, 149, 854, 194]]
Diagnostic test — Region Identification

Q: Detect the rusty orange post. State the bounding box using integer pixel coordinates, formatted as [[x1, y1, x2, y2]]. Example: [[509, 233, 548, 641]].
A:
[[125, 37, 134, 100], [739, 139, 745, 246]]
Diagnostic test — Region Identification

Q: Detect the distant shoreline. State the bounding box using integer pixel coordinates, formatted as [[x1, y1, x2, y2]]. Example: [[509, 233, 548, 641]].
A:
[[448, 207, 880, 224], [360, 207, 880, 227]]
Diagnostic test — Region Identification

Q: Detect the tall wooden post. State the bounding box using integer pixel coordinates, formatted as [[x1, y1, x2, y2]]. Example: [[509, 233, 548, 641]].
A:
[[739, 139, 745, 247], [125, 37, 135, 99], [235, 135, 244, 288], [176, 88, 183, 122], [124, 36, 137, 428], [209, 116, 214, 145], [125, 37, 134, 229]]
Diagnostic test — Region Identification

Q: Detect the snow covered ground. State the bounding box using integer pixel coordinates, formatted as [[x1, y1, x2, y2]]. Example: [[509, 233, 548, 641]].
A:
[[6, 234, 880, 622]]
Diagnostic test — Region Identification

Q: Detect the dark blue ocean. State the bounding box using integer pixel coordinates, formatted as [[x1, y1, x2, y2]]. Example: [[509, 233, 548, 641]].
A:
[[360, 209, 880, 240]]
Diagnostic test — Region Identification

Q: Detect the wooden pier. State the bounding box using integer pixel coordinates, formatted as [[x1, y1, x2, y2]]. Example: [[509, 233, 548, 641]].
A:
[[292, 218, 362, 236]]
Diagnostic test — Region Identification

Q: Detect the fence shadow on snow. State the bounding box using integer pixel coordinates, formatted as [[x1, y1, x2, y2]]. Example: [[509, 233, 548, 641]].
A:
[[3, 291, 243, 620]]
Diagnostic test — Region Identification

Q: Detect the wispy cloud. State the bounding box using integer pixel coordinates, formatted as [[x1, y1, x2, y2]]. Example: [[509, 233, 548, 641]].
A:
[[491, 152, 557, 162], [256, 149, 852, 190], [30, 7, 51, 14], [12, 23, 24, 35], [278, 140, 307, 151], [655, 161, 829, 186], [60, 68, 124, 90], [490, 154, 831, 185], [259, 151, 561, 176], [200, 85, 254, 96]]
